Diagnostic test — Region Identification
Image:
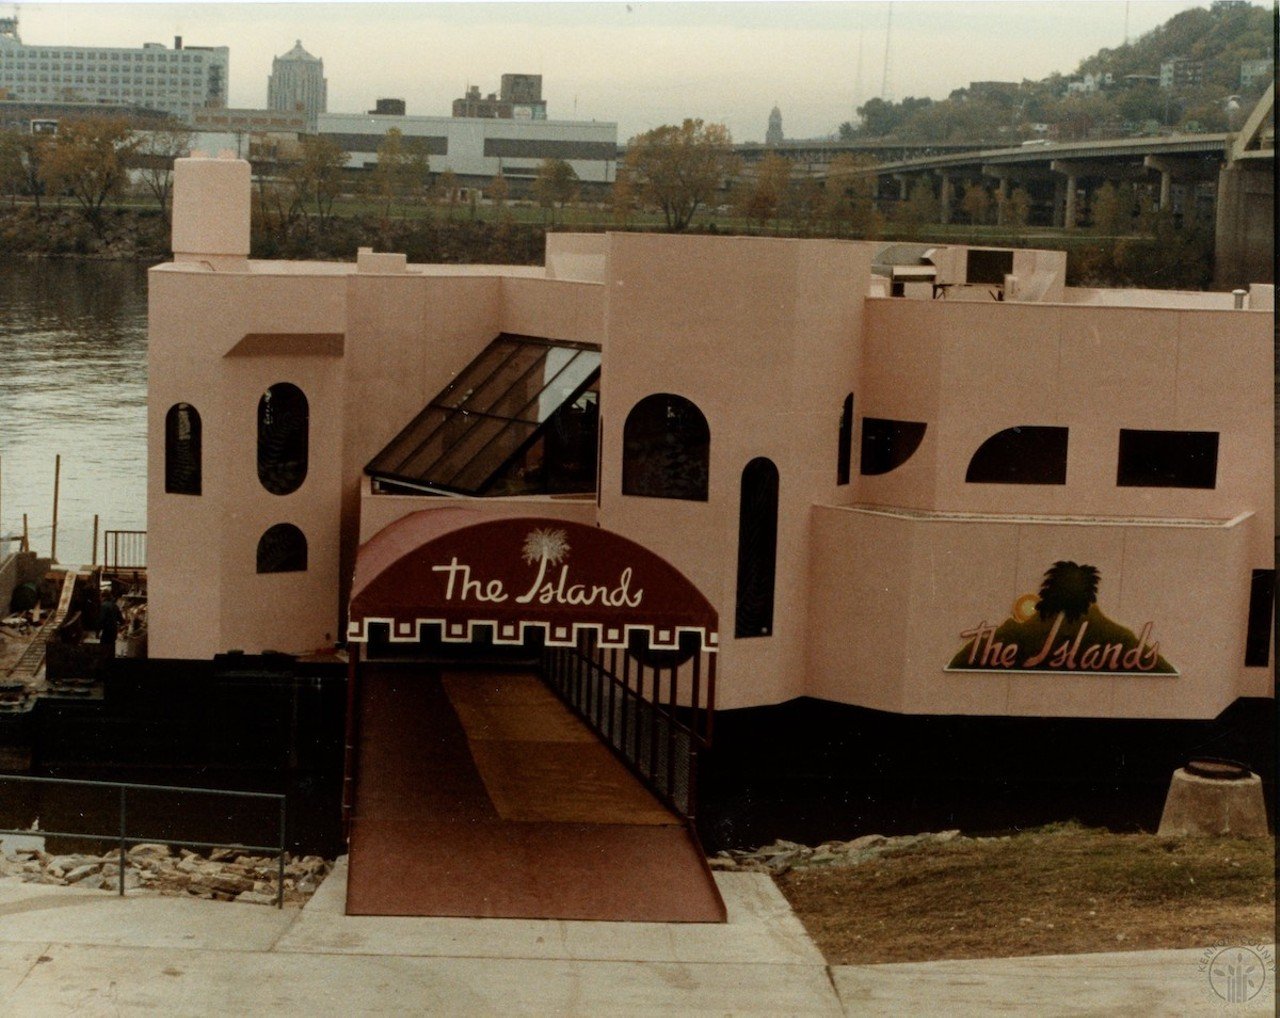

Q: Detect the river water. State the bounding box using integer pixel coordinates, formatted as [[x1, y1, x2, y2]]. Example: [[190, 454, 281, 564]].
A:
[[0, 259, 150, 566]]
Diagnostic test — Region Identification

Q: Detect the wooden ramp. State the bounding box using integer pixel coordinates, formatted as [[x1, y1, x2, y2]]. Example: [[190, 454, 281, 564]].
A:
[[346, 664, 726, 922]]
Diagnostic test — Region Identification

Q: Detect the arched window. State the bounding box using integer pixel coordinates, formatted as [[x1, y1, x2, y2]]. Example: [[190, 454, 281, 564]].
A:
[[860, 418, 927, 475], [837, 394, 854, 486], [164, 402, 201, 495], [622, 393, 710, 501], [966, 426, 1068, 484], [735, 457, 779, 639], [256, 523, 307, 573], [257, 383, 308, 495]]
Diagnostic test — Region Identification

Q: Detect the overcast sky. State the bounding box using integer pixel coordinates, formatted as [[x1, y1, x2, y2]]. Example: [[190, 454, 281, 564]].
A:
[[15, 1, 1215, 140]]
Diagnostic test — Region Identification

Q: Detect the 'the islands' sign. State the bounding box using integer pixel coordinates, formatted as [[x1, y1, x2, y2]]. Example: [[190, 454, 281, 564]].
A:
[[947, 561, 1176, 675], [348, 515, 718, 650], [431, 527, 644, 609]]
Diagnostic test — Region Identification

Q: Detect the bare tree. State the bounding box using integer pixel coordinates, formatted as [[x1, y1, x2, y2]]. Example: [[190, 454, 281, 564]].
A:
[[134, 119, 193, 223]]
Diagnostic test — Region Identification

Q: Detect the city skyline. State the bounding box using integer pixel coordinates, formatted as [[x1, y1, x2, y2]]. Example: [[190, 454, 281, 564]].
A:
[[14, 2, 1216, 140]]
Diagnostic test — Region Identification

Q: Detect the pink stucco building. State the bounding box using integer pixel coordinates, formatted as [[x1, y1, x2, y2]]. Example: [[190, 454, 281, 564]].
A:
[[148, 157, 1274, 728]]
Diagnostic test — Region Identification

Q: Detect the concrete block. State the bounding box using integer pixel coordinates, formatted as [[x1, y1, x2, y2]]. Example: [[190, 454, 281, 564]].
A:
[[1157, 766, 1270, 838]]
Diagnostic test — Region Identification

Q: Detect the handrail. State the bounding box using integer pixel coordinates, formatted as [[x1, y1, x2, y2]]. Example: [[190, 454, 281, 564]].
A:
[[0, 774, 287, 908], [102, 530, 146, 572], [541, 634, 714, 821]]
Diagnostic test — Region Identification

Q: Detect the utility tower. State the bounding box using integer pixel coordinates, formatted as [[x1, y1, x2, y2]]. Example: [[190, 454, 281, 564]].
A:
[[880, 2, 894, 101]]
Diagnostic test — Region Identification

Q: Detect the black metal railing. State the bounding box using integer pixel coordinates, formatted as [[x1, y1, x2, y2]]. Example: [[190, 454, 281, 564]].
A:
[[541, 633, 715, 820], [0, 774, 287, 908], [103, 530, 146, 572]]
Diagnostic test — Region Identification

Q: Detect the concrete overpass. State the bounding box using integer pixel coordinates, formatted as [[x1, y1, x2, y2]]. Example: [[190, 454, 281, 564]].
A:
[[833, 132, 1232, 229], [825, 85, 1273, 287]]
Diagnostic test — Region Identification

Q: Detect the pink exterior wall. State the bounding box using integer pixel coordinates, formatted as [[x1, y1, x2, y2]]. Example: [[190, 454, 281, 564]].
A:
[[148, 157, 1273, 719], [597, 234, 871, 710], [808, 507, 1261, 718]]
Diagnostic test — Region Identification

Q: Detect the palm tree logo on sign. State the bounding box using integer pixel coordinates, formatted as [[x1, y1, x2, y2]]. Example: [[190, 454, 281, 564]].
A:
[[948, 561, 1176, 675]]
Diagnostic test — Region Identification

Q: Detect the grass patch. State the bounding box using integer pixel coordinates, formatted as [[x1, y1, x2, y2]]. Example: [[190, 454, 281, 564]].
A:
[[776, 824, 1274, 964]]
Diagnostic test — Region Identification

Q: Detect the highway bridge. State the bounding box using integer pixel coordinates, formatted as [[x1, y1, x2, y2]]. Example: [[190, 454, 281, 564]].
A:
[[823, 84, 1274, 286]]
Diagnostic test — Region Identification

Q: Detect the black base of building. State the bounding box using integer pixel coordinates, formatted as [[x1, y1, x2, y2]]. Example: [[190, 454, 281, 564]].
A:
[[695, 697, 1276, 854]]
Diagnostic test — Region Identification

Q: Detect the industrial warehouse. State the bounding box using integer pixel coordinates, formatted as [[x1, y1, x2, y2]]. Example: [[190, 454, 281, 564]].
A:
[[144, 156, 1273, 921]]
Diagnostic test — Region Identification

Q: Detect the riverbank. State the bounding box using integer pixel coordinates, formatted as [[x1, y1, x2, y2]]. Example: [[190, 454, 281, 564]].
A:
[[0, 204, 1217, 290]]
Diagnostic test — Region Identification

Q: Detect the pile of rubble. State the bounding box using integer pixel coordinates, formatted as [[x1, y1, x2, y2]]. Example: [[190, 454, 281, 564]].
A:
[[0, 843, 333, 906], [709, 829, 990, 875]]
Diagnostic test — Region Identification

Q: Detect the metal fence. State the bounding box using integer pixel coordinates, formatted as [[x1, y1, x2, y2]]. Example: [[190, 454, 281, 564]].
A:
[[103, 530, 146, 572], [541, 634, 715, 820], [0, 774, 287, 907]]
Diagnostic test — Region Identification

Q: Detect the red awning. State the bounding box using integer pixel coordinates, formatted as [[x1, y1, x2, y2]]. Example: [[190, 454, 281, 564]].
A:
[[348, 512, 718, 652]]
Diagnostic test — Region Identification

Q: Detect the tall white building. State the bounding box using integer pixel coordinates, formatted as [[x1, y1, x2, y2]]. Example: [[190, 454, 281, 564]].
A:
[[267, 40, 326, 132], [0, 24, 228, 121]]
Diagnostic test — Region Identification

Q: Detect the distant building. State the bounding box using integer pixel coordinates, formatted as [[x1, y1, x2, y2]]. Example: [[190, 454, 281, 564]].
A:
[[0, 97, 171, 134], [452, 74, 547, 120], [192, 106, 307, 134], [1160, 57, 1204, 91], [1239, 58, 1274, 90], [0, 25, 228, 121], [369, 98, 406, 116], [765, 106, 783, 146], [319, 111, 616, 185], [1066, 72, 1112, 95], [267, 40, 326, 132]]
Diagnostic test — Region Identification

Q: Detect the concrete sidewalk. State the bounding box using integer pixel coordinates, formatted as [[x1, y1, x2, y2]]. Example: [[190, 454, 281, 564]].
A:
[[0, 862, 1272, 1015]]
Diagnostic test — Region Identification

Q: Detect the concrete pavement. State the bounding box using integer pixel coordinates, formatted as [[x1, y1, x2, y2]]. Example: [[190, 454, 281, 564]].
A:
[[0, 861, 1272, 1015]]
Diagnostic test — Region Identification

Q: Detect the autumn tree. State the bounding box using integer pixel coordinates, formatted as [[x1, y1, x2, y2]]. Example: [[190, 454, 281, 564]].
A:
[[435, 169, 459, 219], [1089, 181, 1124, 236], [283, 135, 347, 232], [824, 155, 879, 238], [610, 164, 635, 226], [371, 128, 412, 219], [0, 130, 51, 209], [897, 178, 940, 234], [533, 158, 578, 225], [625, 118, 738, 231], [44, 116, 139, 235], [743, 152, 791, 233], [1005, 186, 1032, 230], [487, 172, 510, 216], [959, 183, 992, 226], [134, 119, 193, 222]]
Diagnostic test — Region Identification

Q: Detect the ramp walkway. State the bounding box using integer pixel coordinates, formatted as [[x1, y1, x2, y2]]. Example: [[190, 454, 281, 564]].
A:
[[345, 665, 726, 922]]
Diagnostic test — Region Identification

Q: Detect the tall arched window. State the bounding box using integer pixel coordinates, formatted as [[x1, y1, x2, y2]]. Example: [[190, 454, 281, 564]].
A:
[[735, 457, 779, 639], [837, 393, 854, 486], [256, 523, 307, 573], [258, 383, 308, 495], [164, 402, 202, 495], [621, 393, 710, 501]]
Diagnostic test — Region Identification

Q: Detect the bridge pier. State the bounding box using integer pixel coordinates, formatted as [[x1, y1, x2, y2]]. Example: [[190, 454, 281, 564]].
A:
[[1214, 160, 1274, 287]]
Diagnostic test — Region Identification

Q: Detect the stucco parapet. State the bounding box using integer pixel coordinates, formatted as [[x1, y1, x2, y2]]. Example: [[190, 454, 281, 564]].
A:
[[820, 503, 1252, 529]]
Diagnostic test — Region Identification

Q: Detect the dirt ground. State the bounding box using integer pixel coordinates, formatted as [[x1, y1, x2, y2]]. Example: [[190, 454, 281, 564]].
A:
[[776, 824, 1275, 965]]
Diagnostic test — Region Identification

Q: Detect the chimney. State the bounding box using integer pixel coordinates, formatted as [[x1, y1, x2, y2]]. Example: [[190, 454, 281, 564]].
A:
[[174, 35, 182, 50], [171, 157, 251, 269]]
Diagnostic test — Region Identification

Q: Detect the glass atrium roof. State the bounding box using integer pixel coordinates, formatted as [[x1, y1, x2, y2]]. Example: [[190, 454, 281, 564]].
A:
[[365, 333, 601, 496]]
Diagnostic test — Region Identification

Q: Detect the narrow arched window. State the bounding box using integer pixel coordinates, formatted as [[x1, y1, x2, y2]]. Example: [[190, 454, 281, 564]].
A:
[[258, 383, 308, 495], [622, 393, 710, 501], [735, 457, 779, 639], [860, 417, 927, 475], [837, 394, 854, 486], [966, 426, 1068, 484], [256, 524, 307, 573], [164, 403, 201, 495]]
